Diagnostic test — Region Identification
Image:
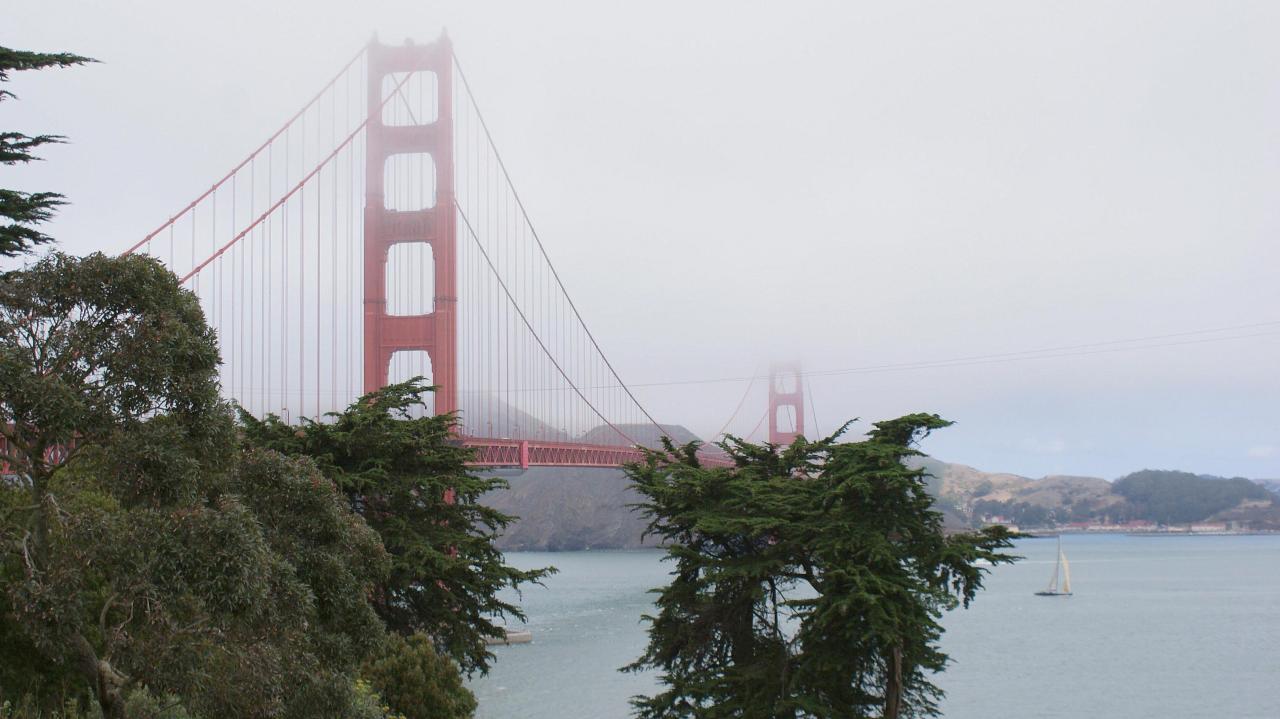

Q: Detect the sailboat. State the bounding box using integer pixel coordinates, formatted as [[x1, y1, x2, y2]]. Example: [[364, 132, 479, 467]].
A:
[[1034, 536, 1072, 597]]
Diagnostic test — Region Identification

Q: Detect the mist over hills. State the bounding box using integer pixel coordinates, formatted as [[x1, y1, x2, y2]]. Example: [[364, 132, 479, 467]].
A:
[[458, 395, 705, 451], [457, 394, 571, 442], [480, 466, 651, 551], [581, 423, 703, 448]]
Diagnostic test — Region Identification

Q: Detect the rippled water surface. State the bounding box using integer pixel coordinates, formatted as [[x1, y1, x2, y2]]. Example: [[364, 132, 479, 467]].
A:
[[469, 535, 1280, 718]]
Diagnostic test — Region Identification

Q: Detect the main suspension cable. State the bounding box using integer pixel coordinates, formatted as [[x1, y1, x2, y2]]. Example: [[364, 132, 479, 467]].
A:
[[456, 200, 640, 447], [451, 51, 665, 435]]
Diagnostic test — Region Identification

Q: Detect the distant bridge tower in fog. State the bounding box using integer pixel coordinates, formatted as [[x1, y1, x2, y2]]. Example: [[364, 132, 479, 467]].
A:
[[768, 363, 804, 444]]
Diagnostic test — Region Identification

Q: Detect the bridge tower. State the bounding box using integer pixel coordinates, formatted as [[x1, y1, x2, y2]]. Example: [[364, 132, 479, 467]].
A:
[[768, 363, 805, 445], [363, 34, 458, 414]]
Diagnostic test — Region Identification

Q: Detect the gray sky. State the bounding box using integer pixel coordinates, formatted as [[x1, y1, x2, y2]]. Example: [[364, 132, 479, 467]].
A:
[[7, 0, 1280, 480]]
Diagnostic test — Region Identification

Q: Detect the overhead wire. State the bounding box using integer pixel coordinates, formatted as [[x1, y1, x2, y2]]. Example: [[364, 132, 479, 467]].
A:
[[614, 320, 1280, 390], [455, 200, 641, 446]]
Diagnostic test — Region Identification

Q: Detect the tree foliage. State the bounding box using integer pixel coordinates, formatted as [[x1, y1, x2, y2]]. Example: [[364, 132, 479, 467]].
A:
[[361, 633, 477, 719], [0, 252, 223, 479], [0, 253, 388, 718], [970, 498, 1055, 527], [625, 415, 1018, 719], [238, 379, 554, 674], [1112, 469, 1273, 525], [0, 46, 92, 256]]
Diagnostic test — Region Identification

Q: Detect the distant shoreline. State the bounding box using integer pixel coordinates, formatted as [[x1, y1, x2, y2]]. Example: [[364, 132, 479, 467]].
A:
[[1017, 529, 1280, 538]]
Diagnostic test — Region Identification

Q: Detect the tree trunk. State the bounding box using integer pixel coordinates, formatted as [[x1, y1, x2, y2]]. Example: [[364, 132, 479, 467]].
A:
[[74, 634, 128, 719], [29, 469, 50, 572], [884, 644, 903, 719], [31, 464, 128, 717]]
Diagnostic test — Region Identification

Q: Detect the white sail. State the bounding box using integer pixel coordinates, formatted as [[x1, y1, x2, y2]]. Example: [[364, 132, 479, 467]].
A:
[[1060, 550, 1071, 594], [1038, 536, 1071, 595], [1046, 535, 1062, 592]]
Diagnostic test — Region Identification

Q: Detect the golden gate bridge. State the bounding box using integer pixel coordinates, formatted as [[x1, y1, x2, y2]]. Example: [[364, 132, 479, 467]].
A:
[[122, 33, 805, 469]]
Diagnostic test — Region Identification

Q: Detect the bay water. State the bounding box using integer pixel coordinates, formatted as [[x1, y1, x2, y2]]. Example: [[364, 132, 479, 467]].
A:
[[469, 535, 1280, 718]]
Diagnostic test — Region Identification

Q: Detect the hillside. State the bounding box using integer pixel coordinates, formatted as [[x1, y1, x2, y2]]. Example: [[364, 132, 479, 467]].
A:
[[912, 461, 1280, 530], [480, 422, 704, 551], [482, 463, 971, 551], [481, 451, 1280, 551], [480, 466, 655, 551], [1111, 470, 1275, 525]]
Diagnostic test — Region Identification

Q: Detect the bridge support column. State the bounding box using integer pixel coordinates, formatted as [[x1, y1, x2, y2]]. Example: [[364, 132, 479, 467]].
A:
[[363, 34, 457, 415], [768, 363, 805, 445]]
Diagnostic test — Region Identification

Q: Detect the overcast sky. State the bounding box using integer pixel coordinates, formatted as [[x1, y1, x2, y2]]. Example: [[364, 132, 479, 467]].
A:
[[6, 0, 1279, 480]]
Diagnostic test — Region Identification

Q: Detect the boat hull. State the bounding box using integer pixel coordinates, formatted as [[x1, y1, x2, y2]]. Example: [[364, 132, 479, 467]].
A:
[[484, 628, 534, 645], [1034, 591, 1072, 596]]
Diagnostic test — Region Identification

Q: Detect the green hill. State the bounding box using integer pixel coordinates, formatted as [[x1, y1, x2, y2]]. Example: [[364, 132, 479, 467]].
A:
[[911, 460, 1279, 530], [1112, 470, 1274, 525]]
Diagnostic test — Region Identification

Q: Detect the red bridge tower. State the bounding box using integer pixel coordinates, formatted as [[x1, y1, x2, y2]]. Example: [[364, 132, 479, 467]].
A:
[[363, 35, 458, 414]]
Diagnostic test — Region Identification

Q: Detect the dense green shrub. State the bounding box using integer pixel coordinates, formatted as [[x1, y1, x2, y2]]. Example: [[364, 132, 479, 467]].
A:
[[120, 689, 199, 719], [0, 696, 96, 719], [361, 633, 477, 719], [347, 680, 405, 719]]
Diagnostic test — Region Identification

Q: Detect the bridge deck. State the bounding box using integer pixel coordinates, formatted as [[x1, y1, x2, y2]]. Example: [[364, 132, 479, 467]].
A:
[[462, 438, 732, 469]]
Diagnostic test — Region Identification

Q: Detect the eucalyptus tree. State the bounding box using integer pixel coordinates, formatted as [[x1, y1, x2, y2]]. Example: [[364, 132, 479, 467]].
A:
[[0, 253, 388, 718]]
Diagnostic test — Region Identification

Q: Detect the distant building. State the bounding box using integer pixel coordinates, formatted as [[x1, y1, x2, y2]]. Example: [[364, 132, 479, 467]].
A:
[[1190, 523, 1227, 533]]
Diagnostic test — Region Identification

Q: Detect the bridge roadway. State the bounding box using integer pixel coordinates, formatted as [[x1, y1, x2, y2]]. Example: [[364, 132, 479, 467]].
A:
[[461, 437, 733, 470], [0, 436, 727, 474]]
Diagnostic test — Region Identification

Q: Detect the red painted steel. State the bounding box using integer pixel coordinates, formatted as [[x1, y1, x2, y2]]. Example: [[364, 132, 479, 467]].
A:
[[363, 35, 458, 415], [463, 438, 647, 469], [461, 438, 734, 470], [768, 363, 805, 445], [0, 433, 72, 474], [122, 47, 368, 258], [118, 38, 757, 472]]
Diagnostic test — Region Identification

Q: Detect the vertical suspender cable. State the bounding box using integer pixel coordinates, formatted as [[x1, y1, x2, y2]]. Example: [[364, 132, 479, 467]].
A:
[[453, 53, 665, 436], [456, 202, 639, 446], [300, 112, 307, 417], [281, 131, 289, 417]]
